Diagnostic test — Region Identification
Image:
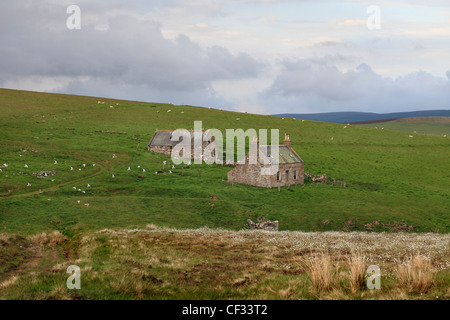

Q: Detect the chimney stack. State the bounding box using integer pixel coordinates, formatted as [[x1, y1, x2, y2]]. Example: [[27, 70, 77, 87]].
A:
[[249, 136, 259, 164], [283, 133, 291, 148]]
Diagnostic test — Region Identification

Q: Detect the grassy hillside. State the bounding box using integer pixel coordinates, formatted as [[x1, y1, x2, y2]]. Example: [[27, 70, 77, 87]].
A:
[[357, 117, 450, 136], [0, 88, 449, 235]]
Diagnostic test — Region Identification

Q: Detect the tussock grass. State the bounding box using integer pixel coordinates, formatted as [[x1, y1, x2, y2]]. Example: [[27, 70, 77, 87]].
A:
[[28, 231, 67, 246], [396, 255, 434, 293], [346, 252, 367, 294], [305, 253, 338, 292]]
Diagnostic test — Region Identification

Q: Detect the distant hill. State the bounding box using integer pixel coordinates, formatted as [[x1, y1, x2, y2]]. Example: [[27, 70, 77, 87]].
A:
[[272, 110, 450, 123], [356, 116, 450, 136]]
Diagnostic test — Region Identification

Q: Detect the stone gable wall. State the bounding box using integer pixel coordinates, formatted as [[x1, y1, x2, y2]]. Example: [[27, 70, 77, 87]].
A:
[[228, 162, 304, 188]]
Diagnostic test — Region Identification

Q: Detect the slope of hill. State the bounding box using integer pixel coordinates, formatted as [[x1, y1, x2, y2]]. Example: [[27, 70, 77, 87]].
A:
[[355, 117, 450, 136], [0, 88, 449, 236], [272, 110, 450, 123]]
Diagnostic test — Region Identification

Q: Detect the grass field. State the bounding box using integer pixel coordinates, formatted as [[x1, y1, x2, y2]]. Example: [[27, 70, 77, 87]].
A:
[[357, 117, 450, 136], [0, 88, 449, 235], [0, 88, 449, 300]]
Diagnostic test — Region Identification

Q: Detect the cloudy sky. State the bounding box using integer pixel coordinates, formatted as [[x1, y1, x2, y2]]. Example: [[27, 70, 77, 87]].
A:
[[1, 0, 449, 114]]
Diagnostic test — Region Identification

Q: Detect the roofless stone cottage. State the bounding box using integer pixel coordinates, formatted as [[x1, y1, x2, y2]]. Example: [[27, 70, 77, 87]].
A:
[[148, 130, 215, 162]]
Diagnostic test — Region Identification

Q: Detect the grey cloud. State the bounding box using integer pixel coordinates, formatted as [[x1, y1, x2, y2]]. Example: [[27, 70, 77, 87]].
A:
[[0, 1, 264, 95], [262, 58, 450, 113]]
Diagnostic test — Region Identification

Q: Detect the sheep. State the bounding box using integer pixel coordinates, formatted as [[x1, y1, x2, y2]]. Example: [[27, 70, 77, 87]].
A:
[[54, 160, 58, 164], [27, 182, 31, 187], [70, 167, 74, 171], [24, 164, 28, 168]]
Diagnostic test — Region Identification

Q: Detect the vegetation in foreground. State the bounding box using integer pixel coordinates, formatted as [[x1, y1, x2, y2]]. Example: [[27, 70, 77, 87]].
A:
[[0, 226, 448, 300]]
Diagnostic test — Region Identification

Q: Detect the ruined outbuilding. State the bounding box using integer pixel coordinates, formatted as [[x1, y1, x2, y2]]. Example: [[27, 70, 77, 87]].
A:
[[148, 130, 215, 162]]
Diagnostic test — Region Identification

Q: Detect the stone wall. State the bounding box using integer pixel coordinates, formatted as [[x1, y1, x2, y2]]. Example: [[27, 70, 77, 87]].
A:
[[247, 217, 279, 231], [149, 142, 216, 162], [227, 162, 304, 188], [148, 145, 172, 156]]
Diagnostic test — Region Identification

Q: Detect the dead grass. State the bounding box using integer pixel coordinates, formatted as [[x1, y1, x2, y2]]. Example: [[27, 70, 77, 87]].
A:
[[346, 252, 367, 294], [305, 253, 338, 292], [1, 227, 448, 300], [396, 255, 434, 293], [28, 231, 67, 246]]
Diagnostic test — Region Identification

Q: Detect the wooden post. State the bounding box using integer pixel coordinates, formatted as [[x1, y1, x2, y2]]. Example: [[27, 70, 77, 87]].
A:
[[198, 168, 201, 177], [278, 186, 281, 192], [181, 167, 184, 176]]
